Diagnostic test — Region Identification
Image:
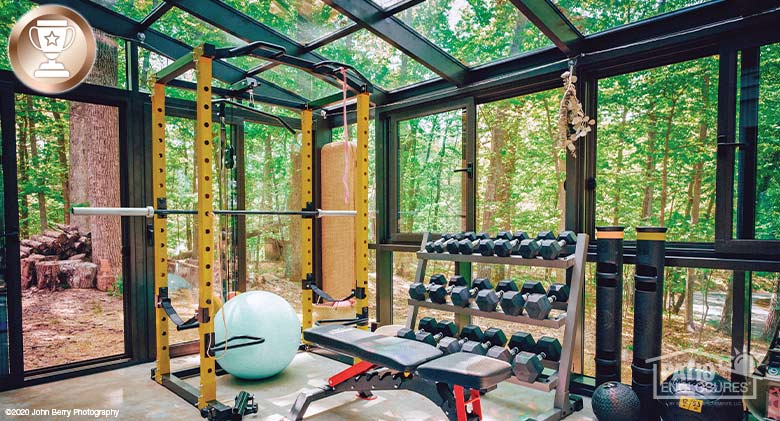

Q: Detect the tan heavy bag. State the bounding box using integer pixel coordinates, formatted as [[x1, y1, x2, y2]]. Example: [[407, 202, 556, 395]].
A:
[[314, 141, 356, 321]]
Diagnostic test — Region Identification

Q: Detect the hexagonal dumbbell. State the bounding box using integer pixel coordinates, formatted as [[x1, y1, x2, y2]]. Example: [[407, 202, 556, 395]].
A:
[[461, 327, 507, 355], [518, 232, 554, 258], [414, 320, 458, 346], [512, 336, 562, 383], [498, 281, 546, 316], [486, 331, 536, 362], [493, 231, 529, 257], [425, 233, 455, 253], [538, 231, 577, 260], [450, 278, 493, 307], [444, 232, 475, 254], [428, 275, 468, 304], [524, 283, 571, 320], [475, 279, 519, 312], [437, 324, 484, 354], [396, 317, 438, 341], [457, 232, 491, 255], [408, 273, 447, 301]]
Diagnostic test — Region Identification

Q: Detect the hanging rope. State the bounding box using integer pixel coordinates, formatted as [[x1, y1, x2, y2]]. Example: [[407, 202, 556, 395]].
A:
[[340, 67, 351, 205]]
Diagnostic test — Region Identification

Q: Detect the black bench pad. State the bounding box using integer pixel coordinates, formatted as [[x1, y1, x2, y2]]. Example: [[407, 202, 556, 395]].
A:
[[304, 325, 442, 372], [416, 353, 512, 390]]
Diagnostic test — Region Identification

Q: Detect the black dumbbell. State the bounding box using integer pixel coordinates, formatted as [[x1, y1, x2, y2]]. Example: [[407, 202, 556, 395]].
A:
[[518, 232, 554, 258], [450, 278, 493, 307], [437, 324, 485, 354], [408, 274, 448, 301], [486, 331, 536, 362], [457, 232, 491, 255], [414, 320, 458, 346], [396, 317, 438, 342], [425, 233, 455, 253], [538, 231, 577, 260], [475, 279, 519, 312], [525, 283, 570, 320], [512, 336, 562, 383], [493, 231, 529, 257], [429, 275, 468, 304], [498, 281, 547, 316], [442, 232, 472, 254], [461, 327, 507, 355]]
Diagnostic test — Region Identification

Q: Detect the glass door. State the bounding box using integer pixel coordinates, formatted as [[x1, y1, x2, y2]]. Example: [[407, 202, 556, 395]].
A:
[[389, 100, 476, 242]]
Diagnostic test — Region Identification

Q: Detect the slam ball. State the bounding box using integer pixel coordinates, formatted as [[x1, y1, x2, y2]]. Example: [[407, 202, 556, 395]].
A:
[[592, 381, 641, 421], [213, 291, 300, 379]]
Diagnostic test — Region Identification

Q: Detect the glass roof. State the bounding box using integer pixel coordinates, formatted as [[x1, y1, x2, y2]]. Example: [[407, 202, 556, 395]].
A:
[[221, 0, 352, 44], [90, 0, 156, 21], [259, 66, 341, 100], [73, 0, 737, 102], [152, 8, 243, 49], [552, 0, 710, 35], [315, 29, 437, 90], [397, 0, 553, 67]]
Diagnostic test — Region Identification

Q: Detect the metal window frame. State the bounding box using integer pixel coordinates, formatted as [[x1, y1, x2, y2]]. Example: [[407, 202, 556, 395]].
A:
[[0, 72, 144, 391], [386, 98, 476, 243]]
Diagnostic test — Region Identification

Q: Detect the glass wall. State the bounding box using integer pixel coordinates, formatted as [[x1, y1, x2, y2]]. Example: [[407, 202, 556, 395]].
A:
[[16, 94, 125, 370], [596, 56, 719, 241], [755, 43, 780, 240], [397, 109, 465, 234]]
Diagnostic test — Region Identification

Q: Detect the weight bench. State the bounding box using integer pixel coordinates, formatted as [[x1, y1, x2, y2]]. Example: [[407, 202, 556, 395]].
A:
[[289, 325, 512, 421]]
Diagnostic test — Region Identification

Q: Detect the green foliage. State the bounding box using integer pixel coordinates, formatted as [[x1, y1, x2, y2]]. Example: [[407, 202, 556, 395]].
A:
[[109, 275, 123, 298]]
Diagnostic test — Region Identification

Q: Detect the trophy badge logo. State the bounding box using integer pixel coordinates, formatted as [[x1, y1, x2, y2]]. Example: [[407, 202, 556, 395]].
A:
[[9, 5, 96, 94]]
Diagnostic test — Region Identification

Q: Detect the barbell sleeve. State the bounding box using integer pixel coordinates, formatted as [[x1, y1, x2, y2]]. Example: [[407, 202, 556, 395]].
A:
[[71, 206, 155, 217]]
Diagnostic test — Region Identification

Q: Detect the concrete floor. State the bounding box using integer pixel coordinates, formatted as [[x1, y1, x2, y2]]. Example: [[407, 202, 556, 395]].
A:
[[0, 352, 597, 420]]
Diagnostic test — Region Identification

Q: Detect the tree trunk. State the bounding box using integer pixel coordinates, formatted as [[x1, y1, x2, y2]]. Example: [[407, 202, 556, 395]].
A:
[[764, 278, 780, 340], [673, 290, 685, 314], [52, 110, 70, 224], [479, 110, 506, 280], [542, 96, 566, 232], [287, 151, 301, 282], [659, 94, 679, 226], [719, 275, 734, 334], [640, 105, 659, 222], [69, 30, 121, 278], [26, 96, 47, 231], [612, 107, 628, 225], [17, 115, 30, 238]]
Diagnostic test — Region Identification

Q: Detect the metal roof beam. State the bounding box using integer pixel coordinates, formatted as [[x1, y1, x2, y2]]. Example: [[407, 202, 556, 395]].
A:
[[170, 0, 373, 93], [323, 0, 469, 86], [31, 0, 309, 109], [508, 0, 583, 56], [137, 1, 174, 32]]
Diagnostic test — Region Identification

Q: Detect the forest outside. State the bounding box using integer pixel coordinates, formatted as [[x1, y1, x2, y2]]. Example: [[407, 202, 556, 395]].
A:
[[392, 51, 780, 379]]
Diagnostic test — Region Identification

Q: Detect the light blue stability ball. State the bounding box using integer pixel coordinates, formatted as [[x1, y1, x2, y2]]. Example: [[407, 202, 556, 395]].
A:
[[213, 291, 300, 380]]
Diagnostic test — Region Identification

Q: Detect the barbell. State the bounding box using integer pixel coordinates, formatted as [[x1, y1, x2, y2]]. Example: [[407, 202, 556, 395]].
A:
[[70, 206, 356, 218]]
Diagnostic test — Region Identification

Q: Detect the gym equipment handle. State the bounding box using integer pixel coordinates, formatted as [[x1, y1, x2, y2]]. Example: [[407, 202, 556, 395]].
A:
[[71, 206, 356, 218]]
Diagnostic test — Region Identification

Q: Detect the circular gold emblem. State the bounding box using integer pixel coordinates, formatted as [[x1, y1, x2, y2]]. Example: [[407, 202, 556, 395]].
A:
[[8, 5, 96, 94]]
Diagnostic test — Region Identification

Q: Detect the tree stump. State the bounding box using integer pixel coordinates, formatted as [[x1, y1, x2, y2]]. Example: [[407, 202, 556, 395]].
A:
[[67, 253, 87, 261], [60, 261, 97, 289], [35, 261, 61, 291], [21, 254, 47, 288]]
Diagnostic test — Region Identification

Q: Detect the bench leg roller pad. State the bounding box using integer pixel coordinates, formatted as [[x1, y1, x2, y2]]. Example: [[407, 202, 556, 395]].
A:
[[288, 363, 482, 421]]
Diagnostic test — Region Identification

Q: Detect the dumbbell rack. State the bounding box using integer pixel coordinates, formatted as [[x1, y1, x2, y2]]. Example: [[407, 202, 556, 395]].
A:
[[405, 233, 588, 421]]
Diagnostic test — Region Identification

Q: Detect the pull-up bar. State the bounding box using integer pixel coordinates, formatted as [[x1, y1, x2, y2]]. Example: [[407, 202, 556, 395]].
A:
[[70, 206, 356, 218], [213, 99, 296, 134]]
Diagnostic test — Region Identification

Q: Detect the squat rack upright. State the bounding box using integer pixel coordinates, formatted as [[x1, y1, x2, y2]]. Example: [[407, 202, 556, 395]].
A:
[[143, 42, 372, 419]]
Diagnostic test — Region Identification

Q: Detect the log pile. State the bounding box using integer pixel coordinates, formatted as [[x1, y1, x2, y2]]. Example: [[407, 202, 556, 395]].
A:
[[19, 224, 99, 291]]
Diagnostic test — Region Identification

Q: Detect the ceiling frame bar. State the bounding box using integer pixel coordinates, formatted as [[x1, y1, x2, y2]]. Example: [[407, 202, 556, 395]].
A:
[[508, 0, 583, 56], [170, 0, 375, 93], [137, 1, 174, 32], [31, 0, 310, 108], [323, 0, 469, 86]]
